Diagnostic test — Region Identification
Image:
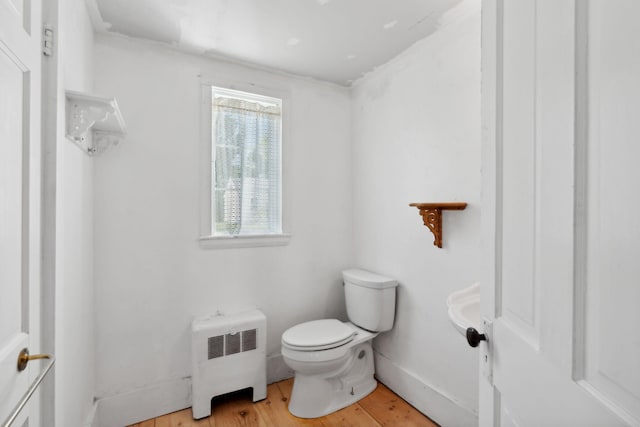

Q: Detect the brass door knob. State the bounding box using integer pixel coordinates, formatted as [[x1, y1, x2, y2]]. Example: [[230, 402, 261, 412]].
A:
[[17, 348, 52, 372]]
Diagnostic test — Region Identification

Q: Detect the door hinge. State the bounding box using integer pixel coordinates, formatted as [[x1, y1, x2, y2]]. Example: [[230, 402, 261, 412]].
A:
[[43, 24, 54, 56], [481, 318, 493, 384]]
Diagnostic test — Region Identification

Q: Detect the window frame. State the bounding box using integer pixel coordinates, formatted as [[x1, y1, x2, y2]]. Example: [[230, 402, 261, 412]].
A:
[[199, 78, 291, 249]]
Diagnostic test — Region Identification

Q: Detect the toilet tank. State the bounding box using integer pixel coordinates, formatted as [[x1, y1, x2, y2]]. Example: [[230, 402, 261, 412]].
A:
[[343, 269, 397, 332]]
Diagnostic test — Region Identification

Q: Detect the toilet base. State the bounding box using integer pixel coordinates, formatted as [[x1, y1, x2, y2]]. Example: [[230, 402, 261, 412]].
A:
[[287, 342, 376, 418]]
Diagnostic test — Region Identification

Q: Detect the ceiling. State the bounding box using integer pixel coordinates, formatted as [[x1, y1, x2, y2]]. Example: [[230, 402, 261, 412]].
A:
[[87, 0, 465, 86]]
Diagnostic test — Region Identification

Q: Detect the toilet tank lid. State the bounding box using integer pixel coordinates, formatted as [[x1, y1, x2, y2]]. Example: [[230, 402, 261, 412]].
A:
[[342, 269, 397, 289]]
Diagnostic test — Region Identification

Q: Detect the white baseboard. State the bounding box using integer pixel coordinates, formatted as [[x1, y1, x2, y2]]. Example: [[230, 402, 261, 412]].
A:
[[95, 377, 191, 427], [94, 355, 293, 427], [374, 351, 478, 427], [84, 401, 98, 427], [94, 353, 473, 427]]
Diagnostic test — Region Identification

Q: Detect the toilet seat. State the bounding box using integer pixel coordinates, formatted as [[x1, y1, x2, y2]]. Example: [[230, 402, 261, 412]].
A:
[[282, 319, 356, 351]]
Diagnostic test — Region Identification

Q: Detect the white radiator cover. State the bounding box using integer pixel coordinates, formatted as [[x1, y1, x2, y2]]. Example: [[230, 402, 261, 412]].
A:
[[191, 310, 267, 419]]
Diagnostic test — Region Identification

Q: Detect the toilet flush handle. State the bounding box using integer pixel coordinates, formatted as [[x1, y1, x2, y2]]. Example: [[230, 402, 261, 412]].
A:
[[466, 327, 487, 348]]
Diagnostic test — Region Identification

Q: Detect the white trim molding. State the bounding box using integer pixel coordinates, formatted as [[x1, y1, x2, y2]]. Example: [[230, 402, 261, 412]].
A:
[[94, 377, 191, 427], [199, 233, 292, 249], [374, 351, 478, 427], [84, 402, 99, 427], [93, 356, 293, 426]]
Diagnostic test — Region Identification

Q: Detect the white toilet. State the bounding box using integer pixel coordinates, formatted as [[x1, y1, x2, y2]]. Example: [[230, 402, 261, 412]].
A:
[[281, 268, 397, 418]]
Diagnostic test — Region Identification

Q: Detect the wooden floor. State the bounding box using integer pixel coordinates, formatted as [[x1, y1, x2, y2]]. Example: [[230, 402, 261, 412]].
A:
[[129, 378, 439, 427]]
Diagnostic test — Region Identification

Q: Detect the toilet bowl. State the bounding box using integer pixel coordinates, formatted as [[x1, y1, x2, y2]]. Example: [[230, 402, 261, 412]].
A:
[[281, 269, 397, 419], [282, 320, 377, 418]]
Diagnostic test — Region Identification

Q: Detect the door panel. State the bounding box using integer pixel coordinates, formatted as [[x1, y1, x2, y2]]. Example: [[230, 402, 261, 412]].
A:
[[0, 37, 30, 423], [0, 49, 25, 349], [580, 0, 640, 419], [481, 0, 639, 425], [0, 0, 42, 424], [500, 0, 538, 341]]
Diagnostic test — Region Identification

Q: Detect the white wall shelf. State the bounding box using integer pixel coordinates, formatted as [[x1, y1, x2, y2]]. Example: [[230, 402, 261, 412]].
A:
[[65, 90, 126, 156]]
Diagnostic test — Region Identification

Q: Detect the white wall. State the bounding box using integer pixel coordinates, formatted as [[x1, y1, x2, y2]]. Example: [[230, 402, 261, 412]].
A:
[[351, 2, 481, 426], [52, 0, 97, 425], [90, 3, 481, 425], [92, 35, 353, 426]]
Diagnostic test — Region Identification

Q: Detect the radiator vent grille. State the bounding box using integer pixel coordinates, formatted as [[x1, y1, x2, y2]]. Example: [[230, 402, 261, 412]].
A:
[[207, 335, 224, 359], [242, 329, 257, 351], [225, 333, 241, 355], [207, 328, 258, 359]]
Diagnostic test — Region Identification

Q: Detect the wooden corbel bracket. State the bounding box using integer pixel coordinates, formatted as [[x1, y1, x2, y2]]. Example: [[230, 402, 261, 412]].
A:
[[409, 202, 467, 248]]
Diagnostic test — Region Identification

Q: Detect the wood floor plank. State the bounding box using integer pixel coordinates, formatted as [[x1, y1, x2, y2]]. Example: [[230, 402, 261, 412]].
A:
[[358, 383, 439, 427], [133, 379, 438, 427], [208, 389, 268, 427], [322, 403, 381, 427], [155, 408, 211, 427], [253, 383, 306, 427], [127, 417, 156, 426]]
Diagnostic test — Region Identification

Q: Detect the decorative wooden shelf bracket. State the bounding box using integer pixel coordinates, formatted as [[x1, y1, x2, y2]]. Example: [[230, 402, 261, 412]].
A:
[[409, 202, 467, 248]]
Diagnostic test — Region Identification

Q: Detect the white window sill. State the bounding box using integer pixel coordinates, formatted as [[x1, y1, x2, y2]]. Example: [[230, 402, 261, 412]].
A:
[[199, 233, 291, 249]]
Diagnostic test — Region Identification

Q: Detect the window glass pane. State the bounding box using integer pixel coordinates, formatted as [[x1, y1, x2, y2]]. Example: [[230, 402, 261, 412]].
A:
[[211, 87, 282, 236]]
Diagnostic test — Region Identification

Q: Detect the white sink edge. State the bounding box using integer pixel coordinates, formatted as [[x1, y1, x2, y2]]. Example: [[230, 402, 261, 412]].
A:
[[447, 283, 481, 336], [446, 282, 480, 306]]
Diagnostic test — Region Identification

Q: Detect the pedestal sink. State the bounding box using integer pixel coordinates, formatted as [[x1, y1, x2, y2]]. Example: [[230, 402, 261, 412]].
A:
[[446, 282, 481, 336]]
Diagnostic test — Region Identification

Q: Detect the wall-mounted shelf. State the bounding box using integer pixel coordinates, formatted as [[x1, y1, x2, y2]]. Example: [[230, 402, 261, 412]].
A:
[[409, 202, 467, 248], [66, 90, 126, 156]]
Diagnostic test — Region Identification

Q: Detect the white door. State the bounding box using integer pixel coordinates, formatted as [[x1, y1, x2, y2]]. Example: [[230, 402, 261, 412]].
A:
[[0, 0, 44, 425], [481, 0, 640, 426]]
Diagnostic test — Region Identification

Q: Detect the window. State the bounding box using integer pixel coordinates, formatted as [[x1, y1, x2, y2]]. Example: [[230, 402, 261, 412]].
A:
[[201, 84, 289, 247]]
